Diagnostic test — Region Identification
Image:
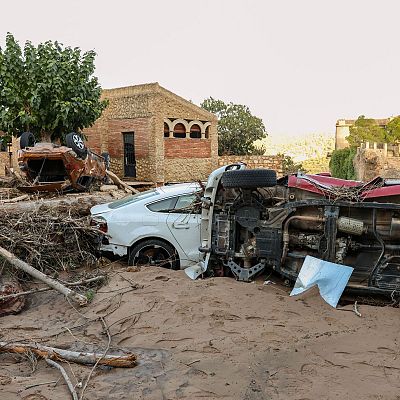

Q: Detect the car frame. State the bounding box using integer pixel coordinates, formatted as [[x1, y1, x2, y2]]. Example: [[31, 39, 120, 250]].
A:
[[193, 165, 400, 295], [18, 132, 108, 192]]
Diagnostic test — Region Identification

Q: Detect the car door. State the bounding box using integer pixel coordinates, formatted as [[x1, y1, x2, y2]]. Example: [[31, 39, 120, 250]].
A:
[[166, 193, 201, 265]]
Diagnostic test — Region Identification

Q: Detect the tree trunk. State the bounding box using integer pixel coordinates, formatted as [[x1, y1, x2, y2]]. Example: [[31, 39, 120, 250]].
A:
[[106, 170, 139, 194]]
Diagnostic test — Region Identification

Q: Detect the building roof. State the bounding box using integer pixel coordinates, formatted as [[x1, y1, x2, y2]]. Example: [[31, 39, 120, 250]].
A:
[[336, 118, 392, 127], [102, 82, 217, 120]]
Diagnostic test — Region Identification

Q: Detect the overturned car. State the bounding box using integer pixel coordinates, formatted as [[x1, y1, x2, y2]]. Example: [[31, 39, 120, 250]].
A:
[[18, 132, 108, 192], [196, 164, 400, 295]]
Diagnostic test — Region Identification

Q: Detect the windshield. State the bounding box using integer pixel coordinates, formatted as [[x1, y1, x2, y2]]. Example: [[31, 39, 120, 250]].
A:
[[108, 189, 159, 209]]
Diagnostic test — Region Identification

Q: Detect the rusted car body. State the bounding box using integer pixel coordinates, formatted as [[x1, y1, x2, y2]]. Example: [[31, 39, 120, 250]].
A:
[[18, 142, 107, 192]]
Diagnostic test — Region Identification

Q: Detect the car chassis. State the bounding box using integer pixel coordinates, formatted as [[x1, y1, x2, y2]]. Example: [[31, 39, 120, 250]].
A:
[[198, 165, 400, 295]]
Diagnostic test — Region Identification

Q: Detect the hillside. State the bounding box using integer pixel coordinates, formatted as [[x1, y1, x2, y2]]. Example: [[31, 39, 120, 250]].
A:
[[259, 132, 335, 173]]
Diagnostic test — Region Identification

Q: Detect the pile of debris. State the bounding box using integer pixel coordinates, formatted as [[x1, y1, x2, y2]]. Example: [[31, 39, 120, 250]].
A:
[[0, 202, 100, 274]]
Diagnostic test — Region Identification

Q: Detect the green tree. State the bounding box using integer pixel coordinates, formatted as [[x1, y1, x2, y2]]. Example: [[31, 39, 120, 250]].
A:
[[384, 116, 400, 143], [346, 115, 386, 147], [201, 97, 267, 155], [279, 154, 306, 175], [0, 33, 107, 142]]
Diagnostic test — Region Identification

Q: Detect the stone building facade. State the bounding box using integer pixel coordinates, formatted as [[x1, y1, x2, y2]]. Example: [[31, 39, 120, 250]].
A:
[[335, 118, 391, 150], [83, 83, 218, 183]]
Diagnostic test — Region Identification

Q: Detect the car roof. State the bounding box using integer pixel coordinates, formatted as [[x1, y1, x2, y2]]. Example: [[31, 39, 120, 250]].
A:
[[156, 182, 201, 197]]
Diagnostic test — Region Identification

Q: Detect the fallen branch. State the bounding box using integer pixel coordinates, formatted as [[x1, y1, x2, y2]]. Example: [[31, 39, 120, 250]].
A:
[[0, 194, 29, 203], [0, 246, 87, 306], [0, 341, 137, 368], [45, 359, 78, 400], [353, 301, 362, 317], [106, 170, 139, 194], [0, 276, 106, 302], [80, 317, 111, 399]]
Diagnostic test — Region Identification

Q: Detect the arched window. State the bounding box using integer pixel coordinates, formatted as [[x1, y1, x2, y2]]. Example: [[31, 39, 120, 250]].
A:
[[190, 124, 201, 139], [205, 126, 210, 139], [164, 122, 170, 138], [173, 123, 186, 138]]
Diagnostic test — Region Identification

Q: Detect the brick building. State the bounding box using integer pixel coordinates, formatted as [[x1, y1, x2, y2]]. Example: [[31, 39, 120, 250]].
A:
[[84, 83, 218, 183]]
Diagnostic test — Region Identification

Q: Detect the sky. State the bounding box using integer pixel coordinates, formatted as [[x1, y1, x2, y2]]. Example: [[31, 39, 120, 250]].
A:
[[1, 0, 400, 140]]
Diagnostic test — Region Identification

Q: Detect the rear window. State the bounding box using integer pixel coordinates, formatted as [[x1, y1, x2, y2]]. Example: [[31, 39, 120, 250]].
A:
[[108, 189, 159, 209]]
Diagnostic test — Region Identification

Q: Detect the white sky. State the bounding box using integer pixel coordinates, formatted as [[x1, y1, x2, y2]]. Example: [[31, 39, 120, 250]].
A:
[[2, 0, 400, 140]]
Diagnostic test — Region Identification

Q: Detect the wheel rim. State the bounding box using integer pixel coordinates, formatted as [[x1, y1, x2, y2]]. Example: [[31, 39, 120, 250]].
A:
[[72, 134, 85, 150], [132, 245, 174, 268]]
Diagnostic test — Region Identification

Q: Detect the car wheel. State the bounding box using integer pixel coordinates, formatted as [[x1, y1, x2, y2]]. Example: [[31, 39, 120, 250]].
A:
[[66, 132, 88, 158], [128, 239, 179, 270], [221, 169, 277, 188], [19, 132, 35, 149]]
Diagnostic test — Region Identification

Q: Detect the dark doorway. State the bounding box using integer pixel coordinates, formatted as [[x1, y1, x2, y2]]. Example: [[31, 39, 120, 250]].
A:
[[123, 132, 136, 178]]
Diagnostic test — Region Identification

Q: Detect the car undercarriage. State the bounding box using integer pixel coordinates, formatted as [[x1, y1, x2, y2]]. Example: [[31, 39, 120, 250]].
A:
[[202, 168, 400, 295]]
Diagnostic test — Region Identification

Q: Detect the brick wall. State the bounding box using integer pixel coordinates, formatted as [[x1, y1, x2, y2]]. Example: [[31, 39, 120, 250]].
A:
[[218, 155, 284, 176], [164, 138, 211, 158]]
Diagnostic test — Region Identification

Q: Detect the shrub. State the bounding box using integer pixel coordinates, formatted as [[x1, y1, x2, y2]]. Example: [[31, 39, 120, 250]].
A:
[[329, 148, 357, 180]]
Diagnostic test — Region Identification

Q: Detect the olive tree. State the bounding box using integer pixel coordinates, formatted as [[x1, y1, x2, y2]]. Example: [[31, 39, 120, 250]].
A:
[[0, 33, 107, 142], [201, 97, 267, 155]]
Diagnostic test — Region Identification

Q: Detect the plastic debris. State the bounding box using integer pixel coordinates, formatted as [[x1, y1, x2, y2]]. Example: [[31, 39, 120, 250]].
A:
[[290, 255, 354, 308]]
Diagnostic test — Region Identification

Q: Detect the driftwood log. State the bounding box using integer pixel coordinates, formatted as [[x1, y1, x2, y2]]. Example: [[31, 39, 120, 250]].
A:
[[0, 342, 137, 367], [106, 170, 139, 194], [0, 246, 88, 306]]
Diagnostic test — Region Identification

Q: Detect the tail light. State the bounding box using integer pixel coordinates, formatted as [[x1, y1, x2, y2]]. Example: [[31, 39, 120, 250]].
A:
[[90, 216, 108, 233]]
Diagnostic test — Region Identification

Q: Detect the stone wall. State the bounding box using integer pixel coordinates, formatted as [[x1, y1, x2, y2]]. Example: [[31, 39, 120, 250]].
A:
[[218, 155, 284, 176], [164, 158, 214, 182], [355, 142, 400, 180], [0, 152, 9, 176]]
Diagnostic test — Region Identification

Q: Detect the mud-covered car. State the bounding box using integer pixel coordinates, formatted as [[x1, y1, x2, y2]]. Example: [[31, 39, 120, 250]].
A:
[[195, 165, 400, 295], [18, 132, 108, 192]]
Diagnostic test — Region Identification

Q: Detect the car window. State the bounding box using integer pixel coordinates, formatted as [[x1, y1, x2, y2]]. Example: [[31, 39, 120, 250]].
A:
[[109, 189, 158, 209], [173, 194, 200, 214], [147, 197, 178, 213]]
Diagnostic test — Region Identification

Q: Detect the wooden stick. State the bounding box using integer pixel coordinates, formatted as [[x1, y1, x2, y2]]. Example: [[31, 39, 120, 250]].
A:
[[0, 276, 106, 302], [45, 359, 78, 400], [0, 194, 29, 203], [106, 170, 139, 194], [0, 341, 137, 368], [0, 246, 88, 306]]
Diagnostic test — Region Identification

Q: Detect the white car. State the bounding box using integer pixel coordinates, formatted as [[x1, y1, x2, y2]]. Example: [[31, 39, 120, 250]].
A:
[[90, 182, 202, 269]]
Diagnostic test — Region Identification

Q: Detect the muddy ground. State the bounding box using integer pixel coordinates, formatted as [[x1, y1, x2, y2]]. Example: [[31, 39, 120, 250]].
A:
[[1, 266, 399, 400]]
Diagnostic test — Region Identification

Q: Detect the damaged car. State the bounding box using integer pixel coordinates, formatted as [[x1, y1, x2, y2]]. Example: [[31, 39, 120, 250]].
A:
[[190, 164, 400, 295], [90, 182, 203, 269], [18, 131, 108, 192]]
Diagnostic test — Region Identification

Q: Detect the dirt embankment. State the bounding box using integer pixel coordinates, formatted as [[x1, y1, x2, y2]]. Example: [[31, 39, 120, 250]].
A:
[[1, 267, 399, 400]]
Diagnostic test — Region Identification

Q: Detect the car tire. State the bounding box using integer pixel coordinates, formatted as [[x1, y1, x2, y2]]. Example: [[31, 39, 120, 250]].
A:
[[19, 132, 35, 149], [128, 239, 179, 270], [66, 132, 88, 158], [221, 169, 277, 188]]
